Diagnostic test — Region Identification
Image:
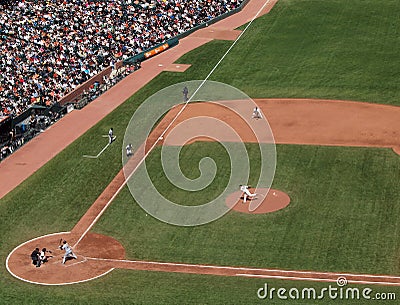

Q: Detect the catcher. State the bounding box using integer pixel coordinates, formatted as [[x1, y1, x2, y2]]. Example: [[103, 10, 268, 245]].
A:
[[59, 240, 77, 264], [36, 248, 53, 267]]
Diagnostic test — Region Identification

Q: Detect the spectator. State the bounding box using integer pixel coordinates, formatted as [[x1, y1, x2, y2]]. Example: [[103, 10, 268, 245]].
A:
[[0, 0, 243, 116]]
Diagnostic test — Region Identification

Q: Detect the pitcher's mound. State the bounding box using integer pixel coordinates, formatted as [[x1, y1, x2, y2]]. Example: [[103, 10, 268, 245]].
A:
[[226, 188, 290, 214]]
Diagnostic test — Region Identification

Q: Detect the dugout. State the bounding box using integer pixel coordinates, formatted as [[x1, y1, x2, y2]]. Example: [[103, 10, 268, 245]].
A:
[[0, 116, 12, 143]]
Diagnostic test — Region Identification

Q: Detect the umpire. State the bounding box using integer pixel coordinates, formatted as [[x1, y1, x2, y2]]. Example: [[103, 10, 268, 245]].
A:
[[30, 248, 40, 267]]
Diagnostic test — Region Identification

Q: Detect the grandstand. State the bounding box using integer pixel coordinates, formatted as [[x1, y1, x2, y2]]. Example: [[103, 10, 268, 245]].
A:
[[0, 0, 244, 159]]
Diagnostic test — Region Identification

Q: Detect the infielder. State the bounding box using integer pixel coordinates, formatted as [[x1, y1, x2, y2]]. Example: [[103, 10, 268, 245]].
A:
[[240, 185, 257, 203], [126, 143, 133, 157], [59, 240, 77, 264], [252, 106, 263, 119]]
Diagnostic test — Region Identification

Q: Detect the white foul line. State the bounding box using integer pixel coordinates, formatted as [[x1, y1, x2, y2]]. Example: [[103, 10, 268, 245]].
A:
[[63, 256, 88, 268], [7, 232, 400, 287], [73, 0, 272, 249], [83, 256, 400, 278], [83, 137, 117, 158], [238, 274, 400, 287], [83, 256, 400, 286]]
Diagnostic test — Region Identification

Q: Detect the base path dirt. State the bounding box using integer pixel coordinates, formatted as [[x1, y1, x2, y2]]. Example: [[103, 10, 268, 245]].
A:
[[161, 99, 400, 151], [259, 98, 400, 150]]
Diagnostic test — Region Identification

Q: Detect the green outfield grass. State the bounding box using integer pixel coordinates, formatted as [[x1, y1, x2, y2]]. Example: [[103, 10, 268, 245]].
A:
[[217, 0, 400, 104], [2, 269, 399, 304], [94, 144, 400, 276], [0, 0, 399, 303]]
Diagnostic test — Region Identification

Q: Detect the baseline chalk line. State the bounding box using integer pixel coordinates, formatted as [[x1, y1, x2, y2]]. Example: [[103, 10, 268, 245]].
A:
[[83, 136, 117, 158], [74, 0, 272, 247]]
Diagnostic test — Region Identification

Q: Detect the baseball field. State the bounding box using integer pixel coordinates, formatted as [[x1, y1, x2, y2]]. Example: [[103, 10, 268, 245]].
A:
[[1, 0, 400, 304]]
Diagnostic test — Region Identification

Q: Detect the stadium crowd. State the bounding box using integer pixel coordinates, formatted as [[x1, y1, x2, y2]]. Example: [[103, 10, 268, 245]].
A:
[[0, 0, 243, 118]]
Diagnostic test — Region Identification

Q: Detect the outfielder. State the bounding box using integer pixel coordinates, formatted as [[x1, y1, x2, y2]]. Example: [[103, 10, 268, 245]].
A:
[[240, 185, 257, 203], [59, 240, 77, 264]]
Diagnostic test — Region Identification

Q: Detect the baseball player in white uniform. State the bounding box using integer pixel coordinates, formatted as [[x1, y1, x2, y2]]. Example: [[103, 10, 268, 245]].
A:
[[59, 240, 77, 264], [252, 106, 263, 119], [126, 143, 133, 157], [240, 185, 257, 203], [108, 128, 114, 144], [38, 247, 52, 266]]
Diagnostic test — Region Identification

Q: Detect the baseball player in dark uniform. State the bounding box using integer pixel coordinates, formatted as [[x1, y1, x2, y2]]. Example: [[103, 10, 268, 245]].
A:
[[31, 248, 40, 267]]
